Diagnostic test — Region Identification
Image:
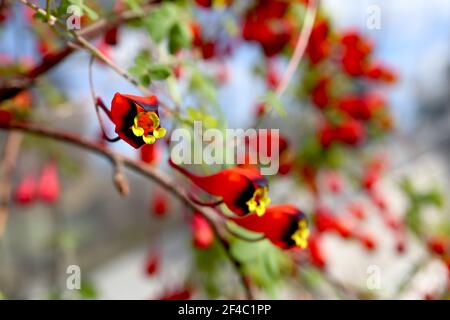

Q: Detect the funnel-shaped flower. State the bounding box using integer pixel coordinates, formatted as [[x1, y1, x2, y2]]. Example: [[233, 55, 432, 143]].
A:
[[230, 205, 309, 249], [110, 93, 166, 148], [169, 159, 270, 216]]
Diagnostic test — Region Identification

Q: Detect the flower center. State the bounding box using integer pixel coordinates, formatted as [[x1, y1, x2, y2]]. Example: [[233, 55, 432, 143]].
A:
[[291, 220, 309, 249], [131, 111, 166, 144], [246, 186, 270, 216]]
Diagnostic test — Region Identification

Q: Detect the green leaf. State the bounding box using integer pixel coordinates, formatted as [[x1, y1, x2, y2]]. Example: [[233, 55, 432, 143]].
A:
[[79, 280, 97, 299], [123, 0, 144, 14], [144, 3, 178, 42], [148, 64, 172, 80], [190, 71, 217, 104], [169, 22, 193, 54], [263, 91, 286, 117]]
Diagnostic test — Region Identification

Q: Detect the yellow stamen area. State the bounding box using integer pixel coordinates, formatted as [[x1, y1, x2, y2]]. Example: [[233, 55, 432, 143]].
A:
[[291, 220, 310, 249], [246, 187, 270, 217], [131, 111, 166, 144]]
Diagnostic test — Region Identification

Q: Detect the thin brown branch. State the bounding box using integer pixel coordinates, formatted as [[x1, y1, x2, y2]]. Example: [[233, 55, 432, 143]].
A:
[[0, 132, 23, 237], [0, 120, 253, 299]]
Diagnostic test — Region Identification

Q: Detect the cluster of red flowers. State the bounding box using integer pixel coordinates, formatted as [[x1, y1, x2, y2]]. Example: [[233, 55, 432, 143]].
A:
[[169, 158, 309, 250], [304, 21, 397, 149], [242, 0, 293, 57], [14, 161, 60, 206]]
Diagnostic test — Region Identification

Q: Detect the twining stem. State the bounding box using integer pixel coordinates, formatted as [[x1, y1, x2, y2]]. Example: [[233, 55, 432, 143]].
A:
[[275, 0, 319, 97]]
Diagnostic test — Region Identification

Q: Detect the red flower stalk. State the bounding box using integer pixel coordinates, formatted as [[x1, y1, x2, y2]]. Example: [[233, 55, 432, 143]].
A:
[[110, 93, 166, 148], [169, 159, 270, 216], [14, 174, 37, 205], [192, 212, 214, 249], [230, 205, 309, 250], [37, 161, 60, 204]]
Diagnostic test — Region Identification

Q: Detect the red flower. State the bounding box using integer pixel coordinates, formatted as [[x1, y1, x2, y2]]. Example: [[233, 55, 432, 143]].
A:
[[336, 118, 365, 146], [192, 212, 214, 249], [323, 171, 343, 194], [366, 62, 397, 83], [318, 123, 336, 148], [169, 160, 270, 216], [230, 204, 309, 249], [242, 1, 292, 57], [37, 161, 60, 204], [352, 230, 377, 251], [266, 62, 280, 89], [195, 0, 212, 7], [306, 20, 330, 64], [14, 174, 37, 205], [151, 191, 168, 217], [0, 109, 12, 125], [144, 251, 159, 276], [308, 232, 326, 269], [103, 26, 119, 46], [347, 202, 365, 220], [337, 94, 372, 120], [340, 30, 373, 76], [311, 77, 330, 109], [246, 130, 288, 159], [315, 206, 352, 238], [110, 93, 166, 149], [427, 236, 448, 256], [318, 119, 365, 148]]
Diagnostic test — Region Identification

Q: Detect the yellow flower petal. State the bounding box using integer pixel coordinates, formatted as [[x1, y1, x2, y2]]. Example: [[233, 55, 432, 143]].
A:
[[131, 125, 144, 137], [143, 134, 156, 144], [291, 222, 310, 249], [153, 127, 166, 139], [148, 112, 160, 128]]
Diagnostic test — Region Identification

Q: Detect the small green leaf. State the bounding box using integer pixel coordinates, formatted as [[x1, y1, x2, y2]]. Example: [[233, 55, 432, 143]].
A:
[[263, 91, 286, 117], [144, 3, 178, 42], [148, 64, 172, 80], [169, 22, 193, 54]]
